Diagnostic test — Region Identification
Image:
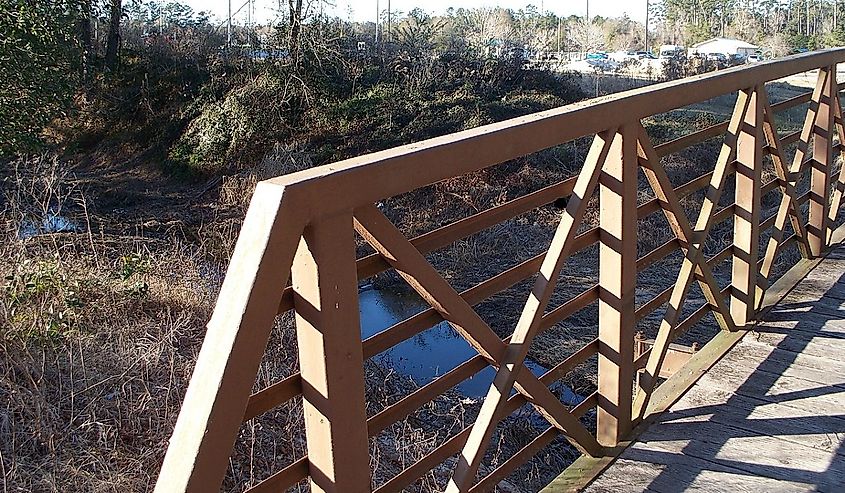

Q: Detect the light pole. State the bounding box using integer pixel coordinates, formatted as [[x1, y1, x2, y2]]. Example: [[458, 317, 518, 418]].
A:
[[645, 0, 649, 54], [585, 0, 590, 53], [375, 0, 380, 45], [557, 16, 562, 55]]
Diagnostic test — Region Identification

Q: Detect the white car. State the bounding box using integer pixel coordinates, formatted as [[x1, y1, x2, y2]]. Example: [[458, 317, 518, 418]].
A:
[[747, 54, 764, 63], [609, 50, 638, 63]]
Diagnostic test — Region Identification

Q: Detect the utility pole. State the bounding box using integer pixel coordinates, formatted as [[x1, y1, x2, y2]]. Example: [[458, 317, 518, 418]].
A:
[[557, 16, 562, 55], [227, 0, 232, 48], [387, 0, 391, 43], [645, 0, 649, 53], [586, 0, 590, 53], [375, 0, 380, 45]]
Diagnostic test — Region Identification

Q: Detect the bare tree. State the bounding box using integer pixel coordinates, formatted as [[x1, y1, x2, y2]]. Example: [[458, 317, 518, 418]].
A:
[[456, 7, 514, 53], [105, 0, 122, 70], [570, 18, 605, 52], [289, 0, 304, 61], [79, 0, 93, 83]]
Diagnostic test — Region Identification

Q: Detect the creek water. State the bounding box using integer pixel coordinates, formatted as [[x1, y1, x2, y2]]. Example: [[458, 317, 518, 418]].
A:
[[17, 213, 79, 240], [359, 286, 583, 405]]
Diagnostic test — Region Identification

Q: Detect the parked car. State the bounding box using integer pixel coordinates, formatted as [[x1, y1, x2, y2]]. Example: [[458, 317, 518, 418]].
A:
[[586, 52, 609, 60], [747, 53, 764, 62], [609, 50, 638, 63], [728, 53, 747, 65], [659, 45, 686, 59], [706, 52, 728, 63], [585, 57, 618, 72], [636, 51, 657, 60]]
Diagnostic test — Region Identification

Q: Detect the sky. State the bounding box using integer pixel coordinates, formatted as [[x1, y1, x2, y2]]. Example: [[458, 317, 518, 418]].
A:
[[179, 0, 649, 26]]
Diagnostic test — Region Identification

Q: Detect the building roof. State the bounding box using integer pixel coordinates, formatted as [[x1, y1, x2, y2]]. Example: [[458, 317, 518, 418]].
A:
[[692, 37, 759, 50]]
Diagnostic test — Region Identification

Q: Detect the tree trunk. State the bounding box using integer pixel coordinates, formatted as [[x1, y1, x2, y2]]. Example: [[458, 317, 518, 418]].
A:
[[105, 0, 122, 70], [288, 0, 303, 62], [79, 0, 93, 83]]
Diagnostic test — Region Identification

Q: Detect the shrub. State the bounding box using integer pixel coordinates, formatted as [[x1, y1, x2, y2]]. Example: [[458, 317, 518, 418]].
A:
[[0, 0, 83, 156]]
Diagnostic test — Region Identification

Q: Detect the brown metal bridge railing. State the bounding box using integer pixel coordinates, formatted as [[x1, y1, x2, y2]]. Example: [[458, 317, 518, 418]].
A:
[[154, 48, 845, 493]]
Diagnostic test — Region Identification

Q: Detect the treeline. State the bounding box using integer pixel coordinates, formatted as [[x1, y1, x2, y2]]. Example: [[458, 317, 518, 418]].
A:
[[0, 0, 217, 156], [0, 0, 655, 160], [652, 0, 845, 53], [4, 0, 844, 161], [1, 1, 588, 170]]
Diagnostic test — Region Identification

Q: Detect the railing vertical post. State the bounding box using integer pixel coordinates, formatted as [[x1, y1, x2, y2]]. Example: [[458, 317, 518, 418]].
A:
[[827, 66, 845, 244], [292, 212, 371, 493], [597, 124, 637, 447], [731, 86, 764, 327], [809, 65, 836, 256]]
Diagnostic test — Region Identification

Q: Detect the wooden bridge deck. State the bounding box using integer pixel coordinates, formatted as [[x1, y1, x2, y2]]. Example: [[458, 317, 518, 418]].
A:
[[583, 245, 845, 492]]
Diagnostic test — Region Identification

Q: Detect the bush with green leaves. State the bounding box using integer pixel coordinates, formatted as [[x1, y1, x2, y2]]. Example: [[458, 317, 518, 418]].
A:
[[0, 0, 83, 156], [168, 46, 585, 174]]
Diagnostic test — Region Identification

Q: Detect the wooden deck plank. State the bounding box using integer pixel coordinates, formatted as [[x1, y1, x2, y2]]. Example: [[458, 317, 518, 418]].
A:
[[722, 340, 845, 387], [742, 326, 845, 362], [765, 300, 845, 322], [584, 455, 816, 493], [694, 361, 845, 417], [581, 244, 845, 492], [778, 292, 845, 313], [760, 309, 845, 334], [656, 387, 845, 454], [587, 446, 817, 493], [781, 273, 845, 302], [630, 419, 845, 488], [575, 459, 664, 492]]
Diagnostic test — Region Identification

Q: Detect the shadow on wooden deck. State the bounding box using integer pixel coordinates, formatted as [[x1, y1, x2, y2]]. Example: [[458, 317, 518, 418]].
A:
[[583, 250, 845, 492]]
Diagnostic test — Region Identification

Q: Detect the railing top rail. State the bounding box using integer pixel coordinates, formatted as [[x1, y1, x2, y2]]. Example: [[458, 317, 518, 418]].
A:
[[268, 48, 845, 219]]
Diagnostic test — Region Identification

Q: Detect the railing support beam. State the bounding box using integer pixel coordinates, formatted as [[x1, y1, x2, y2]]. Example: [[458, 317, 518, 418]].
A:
[[808, 65, 836, 256], [597, 124, 638, 447], [731, 86, 764, 327], [292, 213, 371, 493], [826, 73, 845, 244]]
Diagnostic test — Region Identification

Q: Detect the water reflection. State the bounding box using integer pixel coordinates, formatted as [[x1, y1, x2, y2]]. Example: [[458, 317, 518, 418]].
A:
[[18, 213, 79, 239], [359, 287, 582, 405]]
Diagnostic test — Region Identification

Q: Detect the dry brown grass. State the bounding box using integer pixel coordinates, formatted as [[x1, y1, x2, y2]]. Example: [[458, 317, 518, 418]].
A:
[[0, 153, 571, 493], [0, 156, 303, 491], [1, 158, 215, 492]]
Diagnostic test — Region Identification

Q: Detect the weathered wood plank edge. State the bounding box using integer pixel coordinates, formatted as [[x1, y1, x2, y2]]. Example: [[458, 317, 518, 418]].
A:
[[540, 221, 845, 493]]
